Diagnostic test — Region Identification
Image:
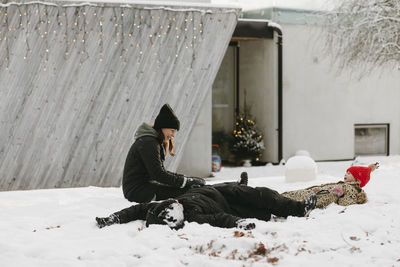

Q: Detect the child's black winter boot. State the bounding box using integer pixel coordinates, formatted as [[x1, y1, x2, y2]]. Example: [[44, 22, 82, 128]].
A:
[[238, 172, 248, 186]]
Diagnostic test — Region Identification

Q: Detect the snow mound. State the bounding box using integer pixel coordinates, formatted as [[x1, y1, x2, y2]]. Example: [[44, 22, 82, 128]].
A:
[[285, 155, 317, 182], [295, 150, 311, 157]]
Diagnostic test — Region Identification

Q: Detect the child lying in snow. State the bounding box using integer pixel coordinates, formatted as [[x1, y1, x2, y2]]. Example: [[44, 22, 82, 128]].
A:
[[281, 163, 379, 209], [95, 172, 317, 230]]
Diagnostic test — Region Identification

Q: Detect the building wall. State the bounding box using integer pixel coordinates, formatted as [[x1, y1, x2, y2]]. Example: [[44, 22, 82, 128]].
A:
[[183, 7, 400, 172], [282, 24, 400, 160], [0, 2, 238, 190], [177, 89, 212, 177], [239, 39, 279, 163]]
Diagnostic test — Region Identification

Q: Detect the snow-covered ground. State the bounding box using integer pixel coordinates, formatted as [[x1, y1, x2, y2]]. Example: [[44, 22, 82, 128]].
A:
[[1, 156, 399, 266]]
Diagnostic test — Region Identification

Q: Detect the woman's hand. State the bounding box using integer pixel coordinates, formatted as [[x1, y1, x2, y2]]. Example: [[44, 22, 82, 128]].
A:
[[185, 177, 206, 188]]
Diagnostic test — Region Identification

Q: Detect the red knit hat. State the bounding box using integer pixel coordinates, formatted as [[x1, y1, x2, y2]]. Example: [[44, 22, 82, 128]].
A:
[[346, 166, 371, 187]]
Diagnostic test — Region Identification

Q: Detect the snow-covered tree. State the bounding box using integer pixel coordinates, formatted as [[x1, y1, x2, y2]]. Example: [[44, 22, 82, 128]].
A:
[[324, 0, 400, 74]]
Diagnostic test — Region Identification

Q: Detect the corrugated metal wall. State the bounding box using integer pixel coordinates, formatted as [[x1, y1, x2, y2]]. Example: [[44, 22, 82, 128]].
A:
[[0, 1, 239, 190]]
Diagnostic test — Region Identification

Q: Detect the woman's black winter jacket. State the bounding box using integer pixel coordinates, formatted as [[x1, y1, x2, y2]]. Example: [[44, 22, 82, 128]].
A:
[[122, 123, 185, 203]]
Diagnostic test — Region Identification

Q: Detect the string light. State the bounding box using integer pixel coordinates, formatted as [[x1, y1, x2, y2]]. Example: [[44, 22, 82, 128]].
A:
[[0, 4, 207, 72]]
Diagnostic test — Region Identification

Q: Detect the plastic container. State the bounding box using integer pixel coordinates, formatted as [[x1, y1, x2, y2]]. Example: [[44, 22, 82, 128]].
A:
[[211, 144, 222, 172]]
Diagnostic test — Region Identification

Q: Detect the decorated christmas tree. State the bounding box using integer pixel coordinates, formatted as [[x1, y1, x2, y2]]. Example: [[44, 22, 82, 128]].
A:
[[231, 113, 264, 161]]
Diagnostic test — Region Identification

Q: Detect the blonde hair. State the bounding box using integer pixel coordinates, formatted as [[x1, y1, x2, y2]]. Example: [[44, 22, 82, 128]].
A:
[[163, 138, 175, 156], [155, 127, 176, 157]]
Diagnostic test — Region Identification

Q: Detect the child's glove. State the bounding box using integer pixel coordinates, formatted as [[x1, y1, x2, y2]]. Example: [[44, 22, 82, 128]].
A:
[[332, 186, 344, 197], [236, 219, 256, 230], [96, 214, 120, 229]]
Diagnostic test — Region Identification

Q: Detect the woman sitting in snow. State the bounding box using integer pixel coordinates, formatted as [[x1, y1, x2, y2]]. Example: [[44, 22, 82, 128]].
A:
[[280, 163, 379, 209], [95, 172, 317, 230], [122, 104, 205, 203]]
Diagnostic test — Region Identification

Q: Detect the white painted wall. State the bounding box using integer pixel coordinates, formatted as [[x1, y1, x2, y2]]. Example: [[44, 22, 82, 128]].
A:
[[185, 20, 400, 173], [282, 24, 400, 160], [239, 39, 279, 163], [177, 89, 212, 177]]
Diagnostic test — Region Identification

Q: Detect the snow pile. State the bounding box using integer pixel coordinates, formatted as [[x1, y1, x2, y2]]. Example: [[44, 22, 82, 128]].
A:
[[285, 155, 317, 182], [1, 156, 400, 266], [294, 150, 311, 157]]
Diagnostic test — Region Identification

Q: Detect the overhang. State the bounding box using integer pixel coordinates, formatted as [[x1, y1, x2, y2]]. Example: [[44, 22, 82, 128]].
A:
[[232, 19, 274, 41]]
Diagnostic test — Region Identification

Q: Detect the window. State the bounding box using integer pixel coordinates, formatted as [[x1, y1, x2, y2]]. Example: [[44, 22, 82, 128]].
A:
[[354, 124, 389, 156]]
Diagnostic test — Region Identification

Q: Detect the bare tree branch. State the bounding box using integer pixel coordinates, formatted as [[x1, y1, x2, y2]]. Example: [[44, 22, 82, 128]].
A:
[[323, 0, 400, 76]]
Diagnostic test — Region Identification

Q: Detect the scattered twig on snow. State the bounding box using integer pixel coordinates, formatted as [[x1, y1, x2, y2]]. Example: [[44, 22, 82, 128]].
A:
[[45, 225, 61, 230], [234, 231, 245, 237], [267, 257, 279, 264], [253, 243, 267, 256], [178, 234, 189, 240]]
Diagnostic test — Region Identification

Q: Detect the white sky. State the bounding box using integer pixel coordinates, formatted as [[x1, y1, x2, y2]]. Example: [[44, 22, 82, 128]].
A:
[[212, 0, 340, 11]]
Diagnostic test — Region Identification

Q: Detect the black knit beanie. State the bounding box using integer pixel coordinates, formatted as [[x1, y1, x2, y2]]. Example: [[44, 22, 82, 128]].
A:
[[153, 104, 180, 131]]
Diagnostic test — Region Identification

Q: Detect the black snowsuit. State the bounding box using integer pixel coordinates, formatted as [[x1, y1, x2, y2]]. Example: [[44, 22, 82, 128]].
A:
[[122, 123, 187, 203], [115, 184, 307, 229]]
